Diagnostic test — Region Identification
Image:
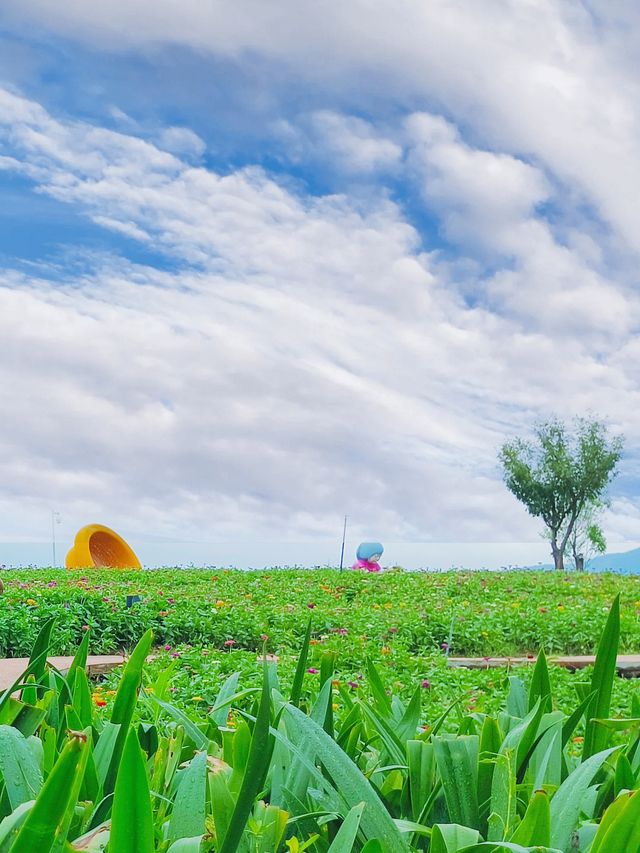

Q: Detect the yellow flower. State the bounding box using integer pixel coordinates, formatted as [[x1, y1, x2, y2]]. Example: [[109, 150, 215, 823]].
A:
[[383, 603, 393, 610], [215, 600, 226, 607], [191, 696, 204, 702], [25, 598, 37, 606]]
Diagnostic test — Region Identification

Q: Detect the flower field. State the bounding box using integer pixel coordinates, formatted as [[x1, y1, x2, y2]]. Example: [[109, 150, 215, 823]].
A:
[[0, 569, 640, 851]]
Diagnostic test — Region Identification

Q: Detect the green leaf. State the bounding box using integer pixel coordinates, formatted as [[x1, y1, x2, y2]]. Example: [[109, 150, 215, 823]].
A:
[[22, 618, 56, 705], [458, 844, 562, 853], [430, 824, 480, 853], [104, 629, 153, 795], [218, 663, 273, 853], [284, 704, 410, 851], [327, 803, 365, 853], [528, 649, 552, 715], [10, 731, 89, 853], [151, 697, 208, 751], [0, 801, 34, 853], [210, 672, 240, 726], [509, 789, 551, 847], [290, 618, 313, 708], [583, 595, 620, 760], [549, 746, 619, 851], [0, 726, 42, 809], [433, 736, 480, 830], [487, 752, 516, 842], [110, 728, 154, 853], [168, 751, 207, 843], [166, 839, 204, 853], [366, 658, 393, 718], [590, 788, 640, 852]]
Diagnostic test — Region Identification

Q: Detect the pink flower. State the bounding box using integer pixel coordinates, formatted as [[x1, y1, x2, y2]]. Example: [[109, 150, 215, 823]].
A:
[[166, 597, 174, 604], [421, 680, 431, 689], [348, 681, 359, 689], [47, 581, 57, 588], [307, 602, 316, 609], [171, 652, 181, 659], [307, 668, 318, 674], [260, 633, 269, 642], [164, 645, 172, 651], [224, 639, 235, 647], [81, 625, 90, 631]]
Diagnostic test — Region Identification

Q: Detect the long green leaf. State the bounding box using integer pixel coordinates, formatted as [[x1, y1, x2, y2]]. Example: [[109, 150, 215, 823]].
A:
[[168, 751, 207, 843], [110, 728, 154, 853], [104, 629, 153, 795], [433, 737, 480, 830], [0, 726, 42, 810], [431, 824, 480, 853], [290, 618, 313, 708], [590, 788, 640, 852], [509, 789, 550, 847], [583, 595, 620, 760], [22, 618, 56, 705], [528, 648, 552, 715], [10, 731, 89, 853], [218, 663, 273, 853], [327, 803, 365, 853], [285, 704, 410, 851], [549, 746, 619, 850]]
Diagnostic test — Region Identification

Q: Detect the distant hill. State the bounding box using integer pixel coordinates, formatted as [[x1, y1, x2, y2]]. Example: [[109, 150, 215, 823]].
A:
[[530, 546, 640, 574]]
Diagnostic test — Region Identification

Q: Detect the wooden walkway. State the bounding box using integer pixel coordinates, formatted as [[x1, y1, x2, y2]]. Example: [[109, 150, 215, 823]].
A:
[[0, 655, 125, 691], [448, 654, 640, 676]]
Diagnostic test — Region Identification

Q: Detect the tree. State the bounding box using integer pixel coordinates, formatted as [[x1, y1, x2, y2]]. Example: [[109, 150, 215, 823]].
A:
[[566, 499, 607, 571], [499, 418, 623, 571], [546, 498, 607, 571]]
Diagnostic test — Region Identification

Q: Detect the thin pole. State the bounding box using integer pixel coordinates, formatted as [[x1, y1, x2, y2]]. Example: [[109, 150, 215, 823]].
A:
[[339, 515, 347, 571], [51, 510, 61, 567]]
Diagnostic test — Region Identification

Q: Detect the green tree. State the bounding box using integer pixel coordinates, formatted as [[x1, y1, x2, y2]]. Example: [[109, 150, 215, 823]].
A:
[[567, 500, 607, 570], [499, 418, 623, 571]]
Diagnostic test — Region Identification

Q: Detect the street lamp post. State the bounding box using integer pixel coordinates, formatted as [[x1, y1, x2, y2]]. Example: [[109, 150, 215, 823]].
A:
[[51, 511, 61, 567]]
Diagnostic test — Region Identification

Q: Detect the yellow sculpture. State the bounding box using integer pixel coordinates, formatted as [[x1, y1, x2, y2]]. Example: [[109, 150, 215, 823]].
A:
[[65, 524, 141, 569]]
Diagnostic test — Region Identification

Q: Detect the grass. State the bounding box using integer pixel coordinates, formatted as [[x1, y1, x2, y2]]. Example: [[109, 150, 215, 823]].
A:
[[0, 583, 639, 851], [1, 567, 640, 721]]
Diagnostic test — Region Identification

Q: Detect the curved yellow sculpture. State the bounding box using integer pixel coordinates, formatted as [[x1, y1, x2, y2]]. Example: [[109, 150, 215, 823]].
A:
[[66, 524, 142, 570]]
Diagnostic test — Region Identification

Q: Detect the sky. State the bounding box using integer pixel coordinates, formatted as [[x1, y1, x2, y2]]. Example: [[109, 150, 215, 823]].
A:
[[1, 1, 640, 569]]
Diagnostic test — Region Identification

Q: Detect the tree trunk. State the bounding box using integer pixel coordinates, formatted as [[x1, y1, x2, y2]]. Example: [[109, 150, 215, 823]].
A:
[[551, 540, 565, 571]]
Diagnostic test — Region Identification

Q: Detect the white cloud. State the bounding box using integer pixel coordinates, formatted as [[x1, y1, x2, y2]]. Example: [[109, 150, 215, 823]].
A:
[[5, 0, 640, 256], [158, 126, 206, 159], [276, 110, 402, 174], [0, 71, 639, 562]]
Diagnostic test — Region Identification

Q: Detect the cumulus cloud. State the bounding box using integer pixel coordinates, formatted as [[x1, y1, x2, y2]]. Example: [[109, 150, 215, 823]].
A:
[[4, 0, 640, 253], [276, 111, 402, 175], [0, 82, 639, 562]]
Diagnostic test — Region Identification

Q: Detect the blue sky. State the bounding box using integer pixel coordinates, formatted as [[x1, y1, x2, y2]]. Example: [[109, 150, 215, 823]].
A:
[[1, 1, 640, 569]]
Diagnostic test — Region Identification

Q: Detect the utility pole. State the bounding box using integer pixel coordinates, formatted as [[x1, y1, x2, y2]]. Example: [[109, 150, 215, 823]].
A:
[[51, 511, 61, 567], [339, 515, 347, 571]]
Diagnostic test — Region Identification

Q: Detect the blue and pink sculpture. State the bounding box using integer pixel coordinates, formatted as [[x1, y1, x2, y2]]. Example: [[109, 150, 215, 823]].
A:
[[352, 541, 384, 572]]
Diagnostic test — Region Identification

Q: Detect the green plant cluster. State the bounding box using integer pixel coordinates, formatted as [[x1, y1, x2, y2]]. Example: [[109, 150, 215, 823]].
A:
[[1, 569, 639, 658], [0, 597, 639, 851]]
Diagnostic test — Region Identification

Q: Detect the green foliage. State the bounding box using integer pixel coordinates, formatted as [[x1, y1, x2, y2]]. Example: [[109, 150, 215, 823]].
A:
[[0, 586, 638, 851], [499, 417, 623, 570]]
